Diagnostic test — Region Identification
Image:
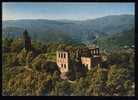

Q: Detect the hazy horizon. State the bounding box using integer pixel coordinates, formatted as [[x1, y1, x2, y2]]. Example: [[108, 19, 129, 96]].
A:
[[2, 14, 134, 21], [3, 3, 134, 21]]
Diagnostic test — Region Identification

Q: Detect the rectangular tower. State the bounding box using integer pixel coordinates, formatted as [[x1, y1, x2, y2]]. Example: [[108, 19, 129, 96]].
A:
[[56, 51, 69, 73], [90, 48, 101, 67]]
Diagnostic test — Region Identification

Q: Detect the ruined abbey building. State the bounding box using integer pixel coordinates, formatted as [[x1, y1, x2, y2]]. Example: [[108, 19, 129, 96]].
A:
[[56, 45, 102, 80]]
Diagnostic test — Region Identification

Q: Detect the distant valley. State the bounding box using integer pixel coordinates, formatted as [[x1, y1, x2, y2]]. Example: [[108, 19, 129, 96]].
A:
[[2, 14, 134, 49]]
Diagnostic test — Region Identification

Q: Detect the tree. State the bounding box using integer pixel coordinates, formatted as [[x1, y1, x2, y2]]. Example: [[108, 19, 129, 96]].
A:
[[41, 61, 59, 73], [3, 52, 19, 67], [106, 65, 130, 96], [52, 71, 60, 81], [31, 54, 47, 71], [2, 38, 13, 52], [49, 81, 73, 96], [10, 38, 24, 52], [18, 48, 28, 66], [26, 51, 35, 66]]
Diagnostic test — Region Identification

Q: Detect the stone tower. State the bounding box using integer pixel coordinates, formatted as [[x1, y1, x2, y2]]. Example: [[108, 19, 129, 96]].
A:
[[23, 30, 31, 51], [56, 51, 69, 73], [89, 47, 101, 67]]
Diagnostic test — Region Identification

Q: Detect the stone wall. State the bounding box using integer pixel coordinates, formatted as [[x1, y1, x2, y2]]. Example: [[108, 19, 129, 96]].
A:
[[81, 57, 92, 70], [56, 51, 69, 73]]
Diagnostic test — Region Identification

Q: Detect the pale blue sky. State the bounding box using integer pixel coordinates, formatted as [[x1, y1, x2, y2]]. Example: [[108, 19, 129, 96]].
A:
[[2, 3, 135, 20]]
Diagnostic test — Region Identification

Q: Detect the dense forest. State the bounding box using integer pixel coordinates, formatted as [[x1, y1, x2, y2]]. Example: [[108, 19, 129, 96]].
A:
[[2, 29, 135, 96]]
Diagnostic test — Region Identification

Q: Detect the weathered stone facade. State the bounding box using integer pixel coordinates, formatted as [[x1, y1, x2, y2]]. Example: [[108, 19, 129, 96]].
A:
[[80, 47, 101, 70], [56, 51, 69, 73], [81, 57, 92, 70], [56, 46, 101, 74]]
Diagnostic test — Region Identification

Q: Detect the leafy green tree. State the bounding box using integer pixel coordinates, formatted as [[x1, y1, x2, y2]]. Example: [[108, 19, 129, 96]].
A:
[[10, 38, 24, 52], [52, 71, 60, 81], [41, 61, 59, 73], [26, 51, 35, 66], [2, 38, 13, 52], [49, 81, 73, 96], [31, 54, 46, 71], [106, 65, 130, 96], [31, 40, 47, 54], [3, 53, 19, 67], [18, 48, 28, 66]]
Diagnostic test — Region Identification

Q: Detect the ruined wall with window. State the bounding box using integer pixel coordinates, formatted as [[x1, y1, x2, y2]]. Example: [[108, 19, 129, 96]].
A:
[[81, 57, 92, 70], [56, 46, 102, 74], [90, 48, 101, 66], [56, 51, 69, 73], [80, 47, 101, 70]]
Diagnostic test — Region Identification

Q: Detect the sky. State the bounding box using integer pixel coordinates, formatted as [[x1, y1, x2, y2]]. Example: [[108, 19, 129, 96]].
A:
[[2, 3, 135, 20]]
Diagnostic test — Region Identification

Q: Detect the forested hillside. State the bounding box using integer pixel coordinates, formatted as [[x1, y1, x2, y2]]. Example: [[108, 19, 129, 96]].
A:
[[2, 31, 135, 96], [96, 28, 134, 51]]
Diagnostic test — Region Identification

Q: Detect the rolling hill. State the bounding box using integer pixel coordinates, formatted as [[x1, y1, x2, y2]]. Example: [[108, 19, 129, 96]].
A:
[[2, 14, 134, 45]]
